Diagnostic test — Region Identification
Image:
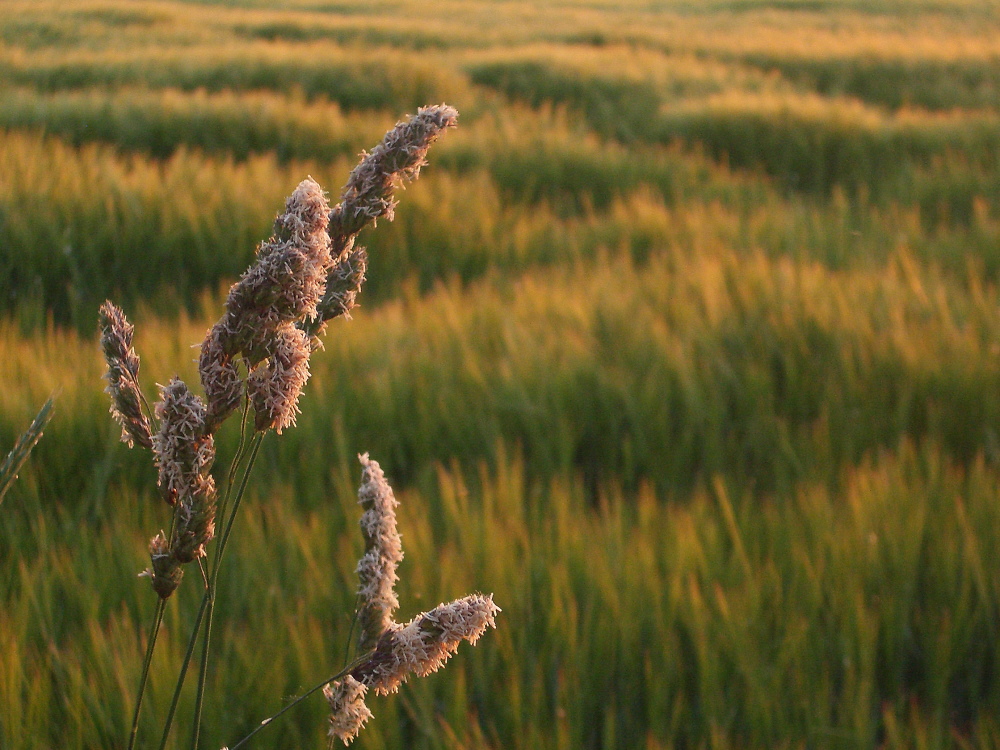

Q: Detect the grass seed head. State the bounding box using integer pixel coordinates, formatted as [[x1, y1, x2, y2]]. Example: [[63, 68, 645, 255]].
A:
[[353, 593, 500, 696], [247, 325, 312, 433], [146, 532, 184, 600], [152, 377, 214, 505], [98, 301, 153, 450], [222, 179, 333, 356], [199, 323, 245, 434], [301, 246, 368, 340], [171, 472, 217, 563], [331, 104, 458, 239], [354, 453, 403, 653], [323, 675, 372, 746]]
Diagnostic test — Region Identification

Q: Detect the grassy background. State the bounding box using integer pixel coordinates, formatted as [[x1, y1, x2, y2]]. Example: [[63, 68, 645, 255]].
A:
[[2, 0, 1000, 747]]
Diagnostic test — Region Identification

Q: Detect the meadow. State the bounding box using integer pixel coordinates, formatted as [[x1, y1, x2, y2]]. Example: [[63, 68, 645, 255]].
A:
[[2, 0, 1000, 747]]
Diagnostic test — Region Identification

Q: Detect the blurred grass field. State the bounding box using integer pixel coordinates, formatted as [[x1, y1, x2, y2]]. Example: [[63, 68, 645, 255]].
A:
[[2, 0, 1000, 747]]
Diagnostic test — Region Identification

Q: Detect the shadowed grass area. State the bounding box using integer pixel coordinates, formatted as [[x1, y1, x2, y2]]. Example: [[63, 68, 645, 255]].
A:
[[2, 249, 998, 502], [740, 54, 1000, 111], [0, 43, 470, 111]]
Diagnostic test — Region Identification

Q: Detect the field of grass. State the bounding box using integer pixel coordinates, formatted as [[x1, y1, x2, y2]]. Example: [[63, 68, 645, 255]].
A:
[[2, 0, 1000, 748]]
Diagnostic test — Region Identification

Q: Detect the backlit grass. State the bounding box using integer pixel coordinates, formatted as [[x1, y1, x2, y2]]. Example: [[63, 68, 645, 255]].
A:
[[2, 0, 1000, 747]]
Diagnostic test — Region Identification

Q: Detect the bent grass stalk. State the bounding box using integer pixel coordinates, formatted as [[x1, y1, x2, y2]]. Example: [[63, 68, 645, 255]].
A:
[[0, 396, 55, 506], [225, 651, 377, 750], [99, 105, 497, 748]]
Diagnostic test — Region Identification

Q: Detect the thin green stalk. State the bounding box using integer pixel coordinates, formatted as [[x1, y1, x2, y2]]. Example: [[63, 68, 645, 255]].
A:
[[190, 596, 214, 750], [218, 431, 265, 553], [225, 652, 375, 750], [127, 487, 180, 750], [344, 596, 362, 667], [158, 431, 265, 750], [190, 403, 253, 749], [213, 401, 253, 549], [127, 597, 167, 750], [157, 591, 211, 750]]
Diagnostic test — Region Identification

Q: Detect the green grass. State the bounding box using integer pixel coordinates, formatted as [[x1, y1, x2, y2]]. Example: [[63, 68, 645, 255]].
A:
[[5, 432, 1000, 749], [2, 0, 1000, 747]]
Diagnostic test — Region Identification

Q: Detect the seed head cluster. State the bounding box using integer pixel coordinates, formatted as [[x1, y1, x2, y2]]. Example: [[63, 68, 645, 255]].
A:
[[144, 378, 217, 598], [204, 178, 332, 433], [99, 106, 460, 600], [97, 107, 497, 747], [326, 456, 500, 745]]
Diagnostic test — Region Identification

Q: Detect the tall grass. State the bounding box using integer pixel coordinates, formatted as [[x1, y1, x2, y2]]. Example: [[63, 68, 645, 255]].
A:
[[3, 0, 1000, 746], [4, 437, 1000, 748], [2, 247, 997, 502], [5, 125, 1000, 330]]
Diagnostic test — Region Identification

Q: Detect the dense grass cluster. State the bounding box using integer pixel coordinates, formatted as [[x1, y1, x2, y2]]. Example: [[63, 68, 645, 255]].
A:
[[2, 0, 1000, 747]]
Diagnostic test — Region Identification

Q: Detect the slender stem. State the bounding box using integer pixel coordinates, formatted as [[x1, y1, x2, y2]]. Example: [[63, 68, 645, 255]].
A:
[[190, 403, 252, 749], [189, 595, 214, 750], [157, 592, 211, 750], [158, 431, 265, 750], [127, 597, 166, 750], [136, 379, 157, 434], [226, 653, 374, 750], [124, 435, 178, 750], [213, 401, 252, 553], [219, 432, 264, 554], [344, 597, 362, 667]]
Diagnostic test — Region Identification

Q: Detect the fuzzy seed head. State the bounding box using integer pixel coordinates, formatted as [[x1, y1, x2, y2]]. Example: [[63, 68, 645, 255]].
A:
[[223, 179, 333, 344], [152, 378, 214, 505], [301, 246, 369, 340], [146, 532, 184, 599], [98, 301, 153, 450], [171, 472, 217, 563], [331, 105, 458, 239], [199, 323, 244, 433], [354, 594, 500, 697], [354, 454, 403, 652], [323, 676, 372, 746], [247, 325, 312, 433]]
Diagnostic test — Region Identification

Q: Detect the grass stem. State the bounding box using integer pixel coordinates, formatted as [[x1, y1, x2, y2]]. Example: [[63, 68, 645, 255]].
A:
[[127, 597, 166, 750], [159, 431, 265, 750], [190, 401, 253, 748], [225, 652, 374, 750]]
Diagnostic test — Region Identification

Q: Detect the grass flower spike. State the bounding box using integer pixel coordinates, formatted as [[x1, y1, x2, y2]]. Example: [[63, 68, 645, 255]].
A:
[[99, 301, 153, 450], [323, 676, 373, 746], [352, 594, 500, 697], [152, 378, 215, 508], [301, 246, 368, 339], [213, 178, 332, 360], [199, 326, 244, 434], [146, 377, 217, 598], [306, 104, 457, 339], [322, 455, 499, 745], [332, 104, 459, 237], [355, 454, 403, 652], [246, 324, 312, 433]]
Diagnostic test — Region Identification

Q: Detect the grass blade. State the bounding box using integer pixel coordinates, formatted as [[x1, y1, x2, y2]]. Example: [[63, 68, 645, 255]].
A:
[[0, 396, 55, 506]]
